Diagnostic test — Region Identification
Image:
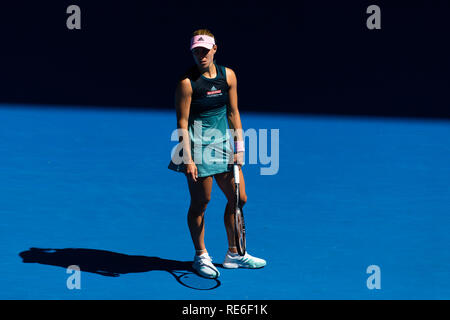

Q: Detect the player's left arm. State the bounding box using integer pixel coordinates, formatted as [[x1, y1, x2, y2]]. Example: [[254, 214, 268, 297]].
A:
[[226, 67, 244, 142]]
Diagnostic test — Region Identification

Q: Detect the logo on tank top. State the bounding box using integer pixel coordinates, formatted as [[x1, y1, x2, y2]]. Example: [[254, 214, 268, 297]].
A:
[[207, 85, 222, 97]]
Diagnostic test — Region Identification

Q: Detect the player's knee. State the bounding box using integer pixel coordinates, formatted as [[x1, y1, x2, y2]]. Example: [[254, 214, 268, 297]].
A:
[[240, 194, 247, 207], [190, 196, 211, 213], [227, 194, 247, 208]]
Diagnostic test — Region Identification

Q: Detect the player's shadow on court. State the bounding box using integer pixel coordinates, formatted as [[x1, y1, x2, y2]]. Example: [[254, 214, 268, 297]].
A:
[[19, 248, 221, 290]]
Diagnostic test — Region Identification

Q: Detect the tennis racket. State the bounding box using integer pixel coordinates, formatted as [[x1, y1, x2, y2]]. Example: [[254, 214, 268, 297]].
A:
[[233, 163, 246, 256]]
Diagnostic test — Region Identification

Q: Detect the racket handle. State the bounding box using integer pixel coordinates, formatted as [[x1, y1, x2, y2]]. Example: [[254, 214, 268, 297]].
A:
[[233, 164, 240, 184]]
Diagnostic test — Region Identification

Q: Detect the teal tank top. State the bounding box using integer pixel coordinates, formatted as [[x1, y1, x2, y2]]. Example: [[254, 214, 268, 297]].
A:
[[168, 62, 233, 177]]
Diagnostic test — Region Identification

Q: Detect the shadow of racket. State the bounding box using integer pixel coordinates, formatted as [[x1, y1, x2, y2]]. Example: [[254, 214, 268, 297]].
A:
[[169, 270, 221, 290]]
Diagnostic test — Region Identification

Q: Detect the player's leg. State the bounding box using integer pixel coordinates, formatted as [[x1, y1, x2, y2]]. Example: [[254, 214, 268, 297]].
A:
[[186, 175, 213, 255], [215, 168, 266, 269], [186, 175, 221, 278], [214, 167, 247, 254]]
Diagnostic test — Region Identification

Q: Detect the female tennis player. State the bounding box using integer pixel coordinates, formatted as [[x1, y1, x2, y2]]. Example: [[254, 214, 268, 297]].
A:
[[168, 29, 266, 278]]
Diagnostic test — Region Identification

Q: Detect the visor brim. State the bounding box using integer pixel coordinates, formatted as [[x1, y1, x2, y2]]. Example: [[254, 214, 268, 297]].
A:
[[190, 42, 214, 50]]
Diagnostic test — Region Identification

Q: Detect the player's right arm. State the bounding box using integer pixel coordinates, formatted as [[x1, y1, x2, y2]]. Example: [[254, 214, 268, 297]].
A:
[[175, 78, 198, 181]]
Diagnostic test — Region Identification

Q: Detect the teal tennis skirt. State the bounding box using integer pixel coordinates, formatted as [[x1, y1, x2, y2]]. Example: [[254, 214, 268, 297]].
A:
[[168, 106, 234, 178]]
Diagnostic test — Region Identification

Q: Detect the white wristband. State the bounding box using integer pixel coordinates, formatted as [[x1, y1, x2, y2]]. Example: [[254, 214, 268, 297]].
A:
[[234, 141, 244, 153]]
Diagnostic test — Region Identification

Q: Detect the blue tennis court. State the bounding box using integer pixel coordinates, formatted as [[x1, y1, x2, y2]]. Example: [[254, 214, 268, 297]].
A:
[[1, 104, 449, 299]]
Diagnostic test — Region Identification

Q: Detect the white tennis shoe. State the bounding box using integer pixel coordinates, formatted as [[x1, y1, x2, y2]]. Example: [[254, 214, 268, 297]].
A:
[[222, 251, 267, 269], [192, 253, 220, 279]]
